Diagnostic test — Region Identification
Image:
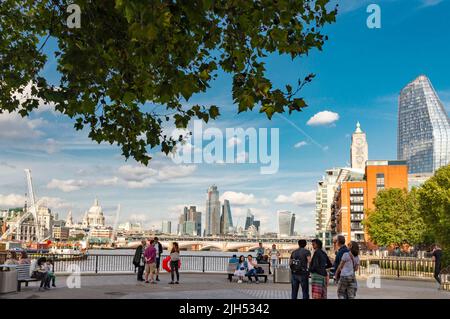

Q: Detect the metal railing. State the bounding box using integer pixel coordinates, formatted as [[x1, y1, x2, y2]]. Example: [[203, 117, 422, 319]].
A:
[[357, 257, 435, 279], [0, 252, 437, 279]]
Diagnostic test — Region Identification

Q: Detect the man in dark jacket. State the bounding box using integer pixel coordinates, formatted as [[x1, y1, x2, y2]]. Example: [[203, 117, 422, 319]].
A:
[[133, 240, 146, 281], [154, 237, 164, 281]]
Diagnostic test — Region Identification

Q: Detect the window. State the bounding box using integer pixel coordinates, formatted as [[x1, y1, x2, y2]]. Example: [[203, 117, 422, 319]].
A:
[[376, 173, 385, 191]]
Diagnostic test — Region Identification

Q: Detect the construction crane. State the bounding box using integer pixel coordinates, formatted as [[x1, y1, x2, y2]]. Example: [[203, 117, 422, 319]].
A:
[[1, 169, 42, 242], [110, 204, 121, 242]]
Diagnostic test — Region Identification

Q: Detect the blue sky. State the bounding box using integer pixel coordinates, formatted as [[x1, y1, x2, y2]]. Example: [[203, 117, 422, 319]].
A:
[[1, 0, 449, 235]]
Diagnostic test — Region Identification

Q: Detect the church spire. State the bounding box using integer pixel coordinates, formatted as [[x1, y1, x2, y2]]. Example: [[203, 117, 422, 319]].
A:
[[355, 121, 363, 133]]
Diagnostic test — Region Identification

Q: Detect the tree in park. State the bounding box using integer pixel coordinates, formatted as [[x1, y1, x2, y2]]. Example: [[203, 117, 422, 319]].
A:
[[364, 188, 426, 248], [0, 0, 337, 165], [417, 165, 450, 263]]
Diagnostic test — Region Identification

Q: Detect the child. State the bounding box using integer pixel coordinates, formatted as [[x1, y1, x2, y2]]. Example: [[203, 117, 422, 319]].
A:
[[45, 259, 56, 287]]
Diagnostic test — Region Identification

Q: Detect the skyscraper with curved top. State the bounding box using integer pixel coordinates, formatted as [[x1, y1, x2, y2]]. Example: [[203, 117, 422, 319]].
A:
[[205, 185, 220, 236], [398, 75, 450, 174]]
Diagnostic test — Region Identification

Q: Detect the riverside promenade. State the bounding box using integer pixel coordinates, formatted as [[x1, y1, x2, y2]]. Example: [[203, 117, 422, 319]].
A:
[[2, 273, 449, 299]]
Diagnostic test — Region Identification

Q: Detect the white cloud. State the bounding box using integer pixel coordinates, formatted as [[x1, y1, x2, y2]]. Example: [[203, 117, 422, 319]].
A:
[[306, 111, 340, 126], [47, 179, 88, 192], [220, 191, 269, 207], [117, 165, 157, 182], [117, 164, 196, 188], [220, 191, 258, 205], [275, 190, 316, 206], [0, 112, 46, 140], [0, 194, 27, 207], [0, 193, 71, 210], [157, 165, 197, 181], [294, 141, 308, 149]]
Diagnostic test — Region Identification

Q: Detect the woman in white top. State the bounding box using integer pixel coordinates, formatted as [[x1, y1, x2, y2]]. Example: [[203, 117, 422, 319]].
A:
[[169, 242, 180, 284], [335, 241, 360, 299]]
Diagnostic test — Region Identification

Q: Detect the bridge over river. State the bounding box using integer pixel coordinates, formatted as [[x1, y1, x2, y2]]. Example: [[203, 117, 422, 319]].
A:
[[124, 236, 308, 252]]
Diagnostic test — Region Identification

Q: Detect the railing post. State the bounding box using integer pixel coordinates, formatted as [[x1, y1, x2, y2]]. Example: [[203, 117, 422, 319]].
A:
[[95, 255, 99, 274], [202, 256, 205, 273], [396, 259, 400, 278]]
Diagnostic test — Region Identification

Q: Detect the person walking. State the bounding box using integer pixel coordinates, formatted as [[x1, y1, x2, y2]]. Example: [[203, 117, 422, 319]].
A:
[[335, 241, 360, 299], [310, 239, 331, 299], [154, 237, 164, 281], [169, 242, 180, 284], [133, 240, 146, 282], [332, 235, 348, 282], [144, 240, 157, 284], [432, 244, 443, 289], [290, 239, 311, 299]]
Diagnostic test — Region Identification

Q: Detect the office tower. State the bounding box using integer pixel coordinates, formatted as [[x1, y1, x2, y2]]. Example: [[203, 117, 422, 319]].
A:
[[244, 209, 254, 230], [205, 185, 221, 236], [177, 212, 186, 235], [178, 206, 202, 236], [398, 75, 450, 174], [252, 220, 260, 231], [161, 221, 172, 234], [278, 211, 295, 237], [189, 206, 202, 237], [184, 221, 196, 236], [194, 211, 202, 237], [350, 122, 368, 170], [315, 168, 340, 249], [220, 199, 233, 235]]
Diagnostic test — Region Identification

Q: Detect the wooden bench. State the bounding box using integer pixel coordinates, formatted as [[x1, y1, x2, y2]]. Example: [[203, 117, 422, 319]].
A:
[[227, 263, 269, 283], [16, 264, 39, 292]]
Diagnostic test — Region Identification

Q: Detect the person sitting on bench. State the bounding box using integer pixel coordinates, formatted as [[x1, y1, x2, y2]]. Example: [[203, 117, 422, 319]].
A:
[[246, 255, 259, 284], [234, 255, 247, 283], [31, 257, 51, 291]]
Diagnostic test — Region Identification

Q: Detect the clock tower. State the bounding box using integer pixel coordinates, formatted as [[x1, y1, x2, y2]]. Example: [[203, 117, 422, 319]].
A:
[[350, 122, 368, 170]]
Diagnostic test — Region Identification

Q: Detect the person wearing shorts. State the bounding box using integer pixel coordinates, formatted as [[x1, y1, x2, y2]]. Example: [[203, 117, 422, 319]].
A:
[[144, 240, 157, 284]]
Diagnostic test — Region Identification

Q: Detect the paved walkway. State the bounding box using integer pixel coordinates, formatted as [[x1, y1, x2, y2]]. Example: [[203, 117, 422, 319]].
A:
[[1, 273, 449, 299]]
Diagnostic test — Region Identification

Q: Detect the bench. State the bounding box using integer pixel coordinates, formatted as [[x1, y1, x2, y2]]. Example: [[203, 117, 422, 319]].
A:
[[16, 263, 39, 292], [227, 263, 269, 283]]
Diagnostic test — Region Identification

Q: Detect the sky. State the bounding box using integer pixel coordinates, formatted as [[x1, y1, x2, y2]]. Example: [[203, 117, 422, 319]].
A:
[[1, 0, 450, 235]]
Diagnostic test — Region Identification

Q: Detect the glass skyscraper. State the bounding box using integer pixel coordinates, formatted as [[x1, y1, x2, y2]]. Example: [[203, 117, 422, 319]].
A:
[[398, 75, 450, 173], [205, 185, 220, 236], [220, 199, 233, 234], [278, 211, 295, 237]]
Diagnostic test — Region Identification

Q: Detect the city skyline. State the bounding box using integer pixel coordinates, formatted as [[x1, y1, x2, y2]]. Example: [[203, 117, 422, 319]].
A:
[[1, 1, 450, 236]]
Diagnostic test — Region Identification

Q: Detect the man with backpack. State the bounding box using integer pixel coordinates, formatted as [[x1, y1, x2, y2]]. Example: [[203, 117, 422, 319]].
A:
[[290, 239, 311, 299]]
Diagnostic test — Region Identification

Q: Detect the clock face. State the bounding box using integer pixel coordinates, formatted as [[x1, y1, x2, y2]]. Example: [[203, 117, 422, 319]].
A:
[[356, 138, 364, 146], [356, 156, 364, 164]]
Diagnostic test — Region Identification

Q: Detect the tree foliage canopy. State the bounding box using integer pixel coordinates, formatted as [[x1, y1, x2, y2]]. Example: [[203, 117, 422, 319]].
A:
[[365, 188, 425, 247], [417, 165, 450, 253], [0, 0, 337, 164]]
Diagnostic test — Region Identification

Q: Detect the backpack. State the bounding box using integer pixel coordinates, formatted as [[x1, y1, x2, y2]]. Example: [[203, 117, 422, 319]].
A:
[[290, 250, 308, 274]]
